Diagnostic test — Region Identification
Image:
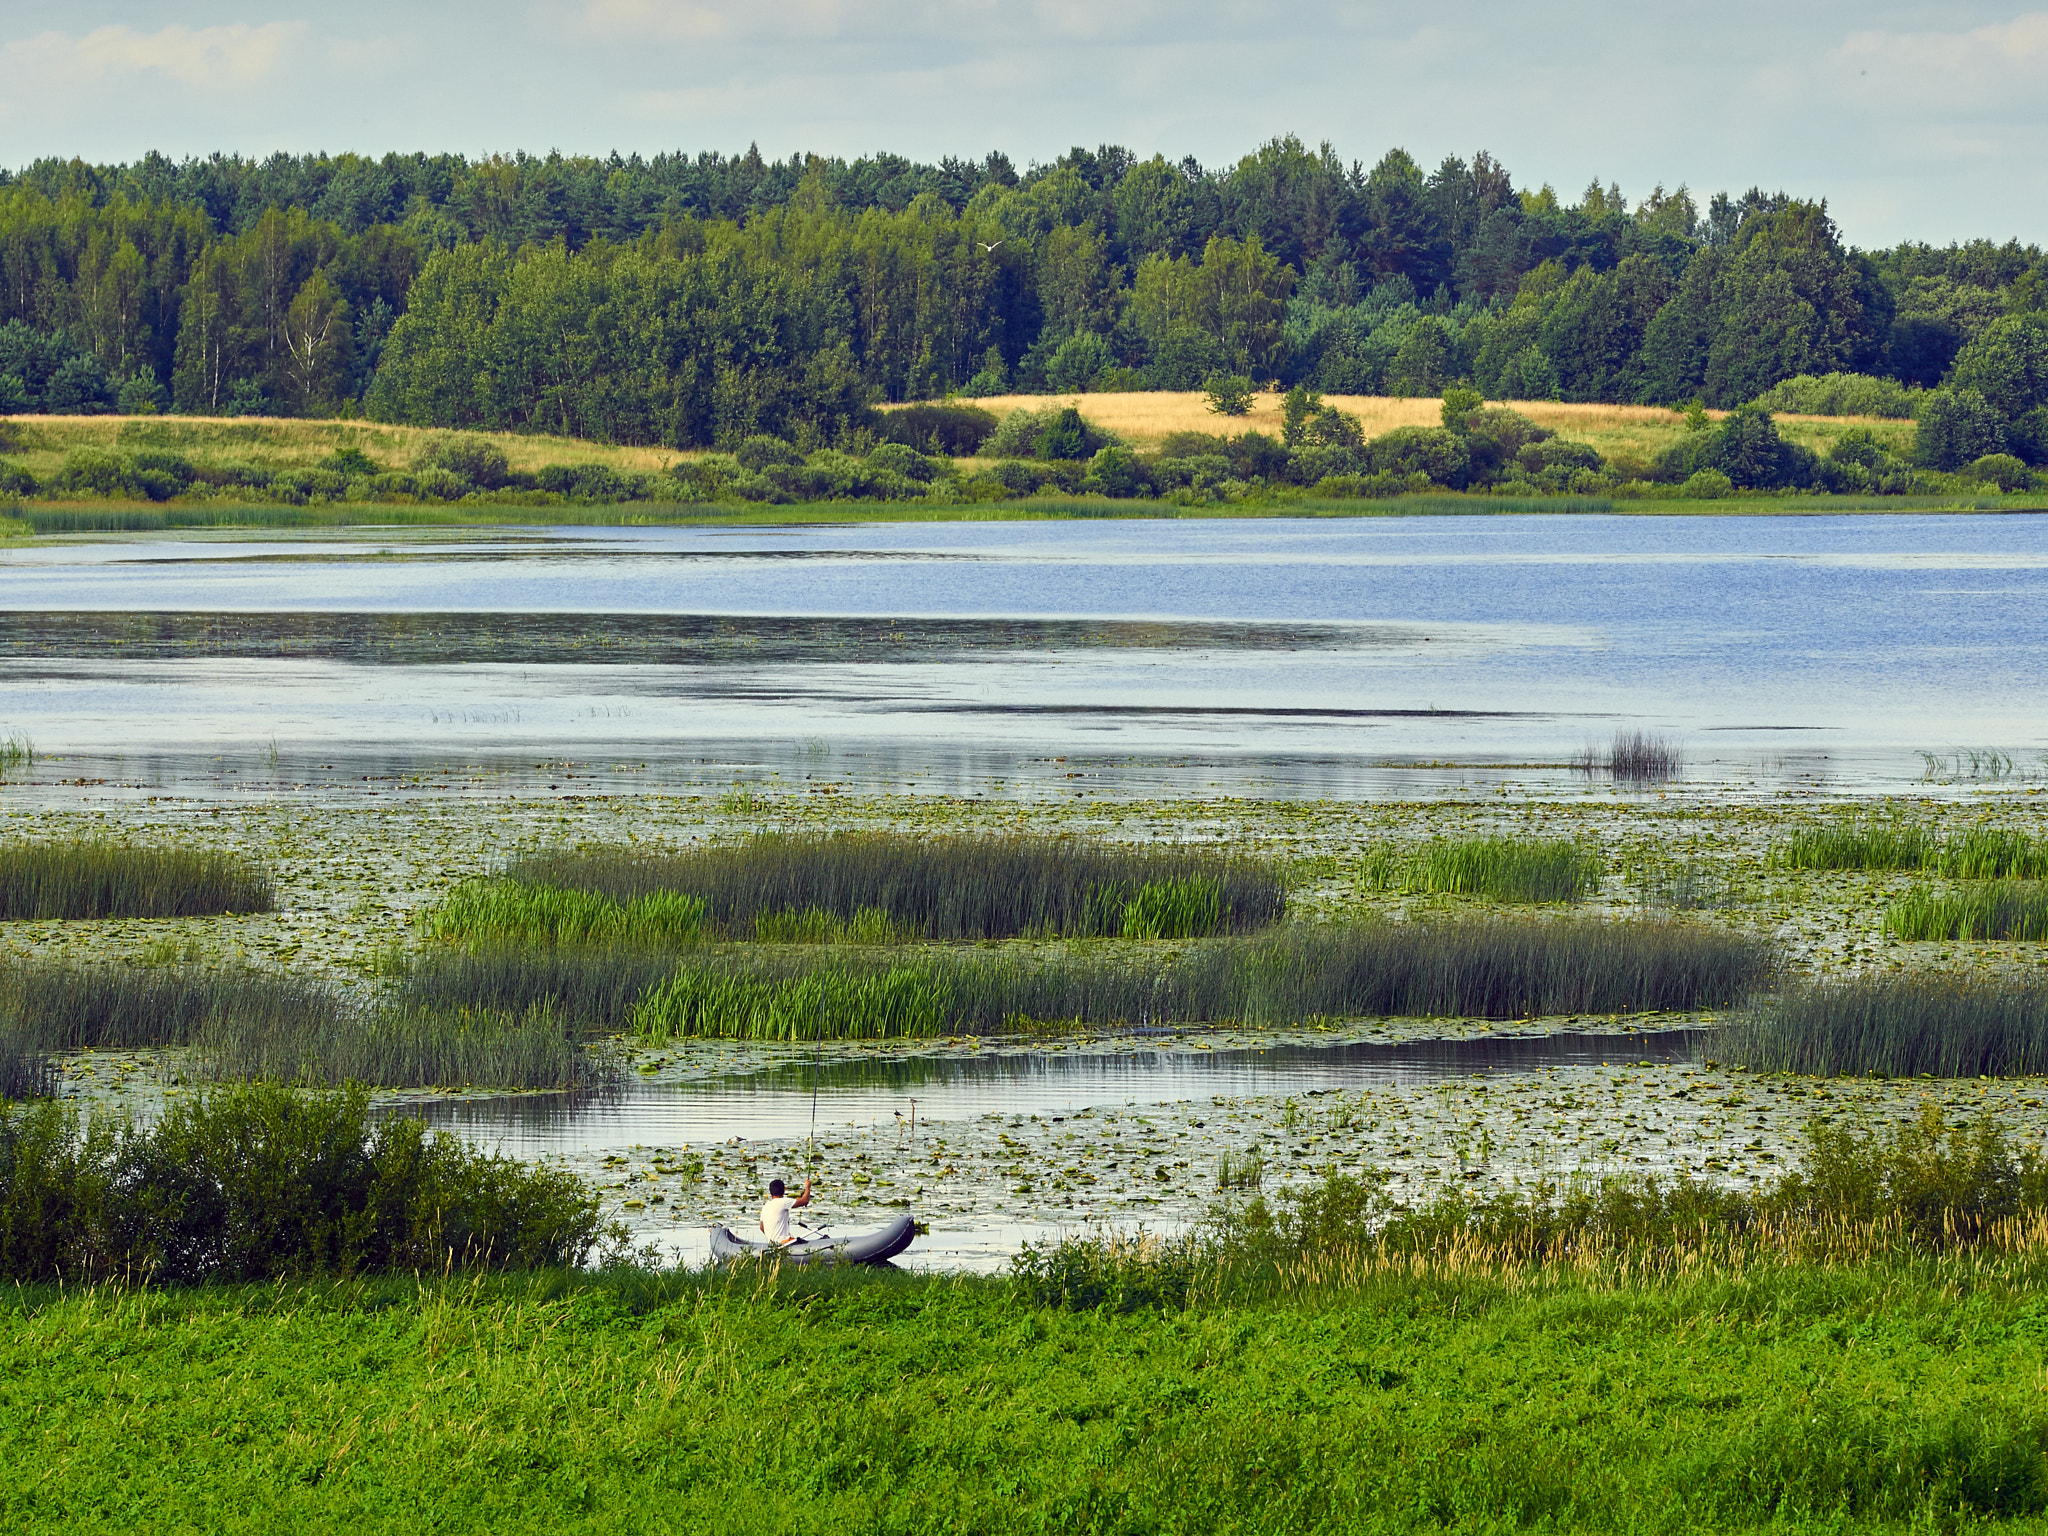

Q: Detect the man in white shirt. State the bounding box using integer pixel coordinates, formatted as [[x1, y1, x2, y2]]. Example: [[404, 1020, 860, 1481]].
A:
[[759, 1176, 812, 1245]]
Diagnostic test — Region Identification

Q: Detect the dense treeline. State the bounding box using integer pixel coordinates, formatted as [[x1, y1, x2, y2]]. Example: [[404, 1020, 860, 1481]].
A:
[[2, 138, 2046, 463]]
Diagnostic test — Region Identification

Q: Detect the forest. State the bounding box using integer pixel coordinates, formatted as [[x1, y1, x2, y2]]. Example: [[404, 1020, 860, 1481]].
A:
[[0, 137, 2045, 477]]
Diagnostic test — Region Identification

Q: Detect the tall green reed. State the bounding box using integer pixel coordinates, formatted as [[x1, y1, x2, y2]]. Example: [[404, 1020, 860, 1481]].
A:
[[1723, 975, 2048, 1076], [1884, 882, 2048, 941], [1362, 836, 1603, 903], [0, 838, 272, 918], [421, 881, 705, 949]]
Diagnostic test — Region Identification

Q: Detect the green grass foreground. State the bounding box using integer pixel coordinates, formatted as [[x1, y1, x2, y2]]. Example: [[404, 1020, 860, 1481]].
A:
[[8, 1255, 2048, 1533]]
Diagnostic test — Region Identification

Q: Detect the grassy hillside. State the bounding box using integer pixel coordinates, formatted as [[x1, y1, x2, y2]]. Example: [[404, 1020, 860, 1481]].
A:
[[943, 391, 1920, 467]]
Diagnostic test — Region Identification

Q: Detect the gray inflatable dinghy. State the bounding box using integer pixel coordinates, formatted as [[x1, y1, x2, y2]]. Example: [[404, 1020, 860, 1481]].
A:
[[710, 1214, 917, 1266]]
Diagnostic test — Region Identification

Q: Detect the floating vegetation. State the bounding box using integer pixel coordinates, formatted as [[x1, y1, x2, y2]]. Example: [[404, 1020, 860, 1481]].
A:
[[612, 919, 1770, 1041], [421, 881, 706, 950], [506, 834, 1282, 941], [1577, 730, 1684, 784], [0, 838, 273, 919], [1724, 976, 2048, 1077], [1884, 882, 2048, 941], [1362, 837, 1603, 904], [0, 1083, 604, 1282]]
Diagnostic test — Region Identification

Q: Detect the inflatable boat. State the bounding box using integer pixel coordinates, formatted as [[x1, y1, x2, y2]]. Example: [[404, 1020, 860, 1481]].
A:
[[710, 1213, 918, 1266]]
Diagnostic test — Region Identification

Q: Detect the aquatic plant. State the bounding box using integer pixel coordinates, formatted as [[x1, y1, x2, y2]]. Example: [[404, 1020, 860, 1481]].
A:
[[0, 1028, 55, 1101], [1723, 975, 2048, 1076], [0, 838, 273, 919], [1362, 837, 1603, 903], [1883, 881, 2048, 941], [1928, 829, 2048, 880], [1577, 730, 1684, 783], [1776, 821, 1931, 871], [398, 947, 684, 1034], [0, 1082, 604, 1282], [422, 880, 706, 950], [752, 905, 899, 944], [0, 964, 334, 1049], [194, 1003, 610, 1092], [600, 919, 1770, 1040], [506, 833, 1282, 940]]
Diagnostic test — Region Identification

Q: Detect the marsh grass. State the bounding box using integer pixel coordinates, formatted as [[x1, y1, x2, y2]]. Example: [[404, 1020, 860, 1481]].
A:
[[1362, 837, 1602, 903], [422, 881, 706, 950], [0, 1031, 55, 1100], [0, 838, 272, 919], [0, 732, 31, 778], [1630, 860, 1741, 911], [0, 1081, 604, 1282], [398, 948, 684, 1033], [1724, 976, 2048, 1076], [1884, 882, 2048, 941], [0, 964, 332, 1049], [612, 919, 1769, 1041], [751, 905, 899, 944], [1930, 829, 2048, 879], [1578, 730, 1684, 783], [507, 834, 1282, 940], [1778, 821, 1932, 871], [194, 1004, 611, 1092]]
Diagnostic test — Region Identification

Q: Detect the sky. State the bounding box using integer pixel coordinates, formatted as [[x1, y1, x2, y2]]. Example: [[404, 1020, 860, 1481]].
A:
[[0, 1, 2043, 250]]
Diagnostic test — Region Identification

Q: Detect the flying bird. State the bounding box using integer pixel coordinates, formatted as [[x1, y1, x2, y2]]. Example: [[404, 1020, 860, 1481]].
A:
[[978, 240, 1004, 253]]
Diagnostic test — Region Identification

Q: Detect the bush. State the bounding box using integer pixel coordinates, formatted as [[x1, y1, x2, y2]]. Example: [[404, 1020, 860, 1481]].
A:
[[1516, 439, 1602, 476], [1967, 453, 2034, 491], [1224, 430, 1290, 481], [0, 1083, 604, 1282], [50, 448, 137, 498], [981, 406, 1116, 461], [0, 460, 36, 497], [876, 402, 998, 456], [1750, 372, 1920, 418], [1044, 332, 1115, 392], [1457, 407, 1550, 481], [1082, 445, 1151, 498], [1034, 407, 1093, 461], [732, 435, 805, 472], [416, 434, 509, 489], [1365, 426, 1469, 488], [1677, 468, 1734, 499], [1203, 374, 1255, 416], [1914, 387, 2009, 470]]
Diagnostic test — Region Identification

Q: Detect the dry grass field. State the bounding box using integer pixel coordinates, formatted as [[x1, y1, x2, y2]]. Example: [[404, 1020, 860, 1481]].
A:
[[943, 392, 1918, 464], [0, 415, 687, 479]]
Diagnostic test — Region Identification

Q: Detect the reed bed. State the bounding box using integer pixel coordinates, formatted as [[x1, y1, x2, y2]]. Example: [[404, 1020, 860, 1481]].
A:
[[193, 1005, 609, 1092], [0, 964, 334, 1049], [1361, 836, 1603, 903], [1723, 976, 2048, 1076], [1778, 821, 1932, 871], [623, 918, 1770, 1041], [0, 838, 272, 919], [1577, 730, 1684, 783], [422, 881, 706, 950], [1932, 829, 2048, 879], [0, 1031, 55, 1101], [1884, 882, 2048, 941], [397, 948, 684, 1034], [506, 834, 1282, 940]]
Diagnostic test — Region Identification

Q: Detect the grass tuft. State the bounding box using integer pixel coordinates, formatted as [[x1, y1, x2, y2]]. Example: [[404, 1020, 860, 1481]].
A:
[[0, 838, 272, 919], [422, 881, 705, 949], [507, 834, 1282, 940], [1578, 730, 1684, 783], [1778, 821, 1931, 871], [1362, 836, 1603, 903]]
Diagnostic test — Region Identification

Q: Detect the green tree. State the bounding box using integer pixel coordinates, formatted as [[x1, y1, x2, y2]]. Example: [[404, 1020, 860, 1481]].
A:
[[1947, 313, 2048, 419]]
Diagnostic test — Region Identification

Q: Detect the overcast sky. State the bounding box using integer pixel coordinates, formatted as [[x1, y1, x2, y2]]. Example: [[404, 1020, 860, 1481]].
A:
[[1, 1, 2043, 249]]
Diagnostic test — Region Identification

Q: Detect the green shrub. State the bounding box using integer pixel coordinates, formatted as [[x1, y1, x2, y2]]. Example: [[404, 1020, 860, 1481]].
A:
[[1914, 388, 2008, 470], [1750, 372, 1920, 418], [1968, 453, 2034, 491], [876, 402, 998, 456], [1202, 374, 1255, 416], [0, 1082, 604, 1282], [416, 434, 509, 488]]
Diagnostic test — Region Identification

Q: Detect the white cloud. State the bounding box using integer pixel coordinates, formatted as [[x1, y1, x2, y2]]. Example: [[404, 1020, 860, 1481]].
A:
[[1833, 10, 2048, 109], [0, 21, 309, 88]]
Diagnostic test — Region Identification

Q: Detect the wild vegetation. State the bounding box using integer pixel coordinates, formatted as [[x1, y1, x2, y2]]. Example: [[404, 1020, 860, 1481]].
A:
[[0, 838, 272, 919], [1884, 881, 2048, 941], [504, 834, 1282, 940], [0, 1082, 602, 1281], [1359, 835, 1603, 903], [3, 136, 2046, 517], [1726, 976, 2048, 1076]]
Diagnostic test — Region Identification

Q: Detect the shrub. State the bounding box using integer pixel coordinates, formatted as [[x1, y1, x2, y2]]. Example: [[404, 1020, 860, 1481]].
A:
[[1967, 453, 2033, 491], [864, 441, 940, 483], [1082, 445, 1151, 498], [0, 1083, 604, 1282], [1202, 374, 1255, 416], [51, 448, 137, 499], [1516, 439, 1602, 476], [1750, 372, 1920, 419], [1044, 332, 1116, 392], [1914, 388, 2009, 470], [1158, 430, 1227, 458], [416, 434, 509, 489], [1458, 407, 1550, 480], [981, 406, 1117, 462], [732, 435, 805, 472], [1365, 426, 1469, 488], [877, 402, 997, 455], [1677, 468, 1734, 499], [1224, 430, 1290, 481]]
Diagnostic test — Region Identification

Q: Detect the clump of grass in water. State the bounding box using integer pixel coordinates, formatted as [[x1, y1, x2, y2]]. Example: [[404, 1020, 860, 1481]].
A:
[[0, 838, 272, 919], [1362, 837, 1603, 904], [603, 919, 1769, 1040], [507, 833, 1281, 940], [1777, 820, 1931, 871], [0, 1028, 56, 1100], [752, 905, 900, 944], [0, 732, 31, 779], [0, 964, 332, 1049], [421, 881, 706, 950], [1723, 975, 2048, 1076], [0, 1082, 605, 1282], [1929, 829, 2048, 880], [1576, 730, 1683, 783], [398, 947, 682, 1034], [1884, 882, 2048, 941], [195, 1003, 612, 1092]]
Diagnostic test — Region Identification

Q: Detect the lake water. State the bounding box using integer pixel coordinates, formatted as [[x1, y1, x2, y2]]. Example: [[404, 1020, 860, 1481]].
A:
[[2, 513, 2045, 797]]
